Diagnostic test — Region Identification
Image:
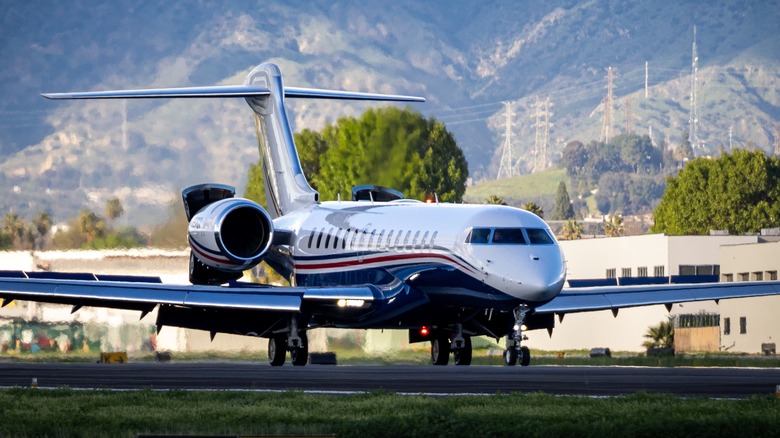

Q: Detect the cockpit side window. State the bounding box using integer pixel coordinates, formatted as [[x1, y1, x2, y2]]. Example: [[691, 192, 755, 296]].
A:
[[466, 228, 491, 244], [526, 228, 554, 244], [492, 228, 526, 244]]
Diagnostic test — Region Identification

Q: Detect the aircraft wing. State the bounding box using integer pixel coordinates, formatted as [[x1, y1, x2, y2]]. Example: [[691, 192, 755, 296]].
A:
[[0, 271, 378, 316], [535, 281, 780, 315]]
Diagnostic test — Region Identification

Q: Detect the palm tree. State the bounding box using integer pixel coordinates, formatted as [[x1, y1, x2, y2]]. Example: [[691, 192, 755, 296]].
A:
[[561, 219, 584, 240], [2, 212, 27, 249], [484, 194, 507, 205], [603, 214, 624, 237], [520, 201, 544, 218], [32, 211, 52, 250], [642, 318, 674, 349]]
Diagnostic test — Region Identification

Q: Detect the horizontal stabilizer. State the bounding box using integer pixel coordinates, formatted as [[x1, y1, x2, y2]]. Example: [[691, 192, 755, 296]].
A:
[[42, 86, 424, 102], [283, 87, 424, 102], [41, 85, 272, 100]]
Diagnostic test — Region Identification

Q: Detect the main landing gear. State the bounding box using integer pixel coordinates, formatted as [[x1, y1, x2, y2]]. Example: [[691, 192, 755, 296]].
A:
[[430, 324, 472, 366], [504, 305, 531, 366], [267, 318, 309, 366]]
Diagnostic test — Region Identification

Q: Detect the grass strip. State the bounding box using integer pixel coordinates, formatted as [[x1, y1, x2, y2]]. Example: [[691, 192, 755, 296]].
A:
[[0, 389, 778, 437]]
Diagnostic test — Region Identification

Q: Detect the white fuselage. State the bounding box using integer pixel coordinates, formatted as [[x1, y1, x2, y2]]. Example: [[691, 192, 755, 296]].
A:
[[272, 200, 567, 306]]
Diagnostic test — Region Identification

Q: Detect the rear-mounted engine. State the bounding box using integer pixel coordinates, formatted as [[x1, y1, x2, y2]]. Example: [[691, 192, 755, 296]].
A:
[[183, 184, 273, 285]]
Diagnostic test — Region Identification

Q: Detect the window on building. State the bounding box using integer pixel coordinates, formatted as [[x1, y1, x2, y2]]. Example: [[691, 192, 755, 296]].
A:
[[752, 272, 763, 281], [679, 264, 720, 276], [739, 317, 747, 334], [606, 268, 616, 279], [724, 317, 730, 335], [722, 273, 733, 282], [654, 266, 665, 277], [767, 271, 778, 281], [637, 267, 648, 277], [621, 268, 632, 278], [738, 272, 749, 282]]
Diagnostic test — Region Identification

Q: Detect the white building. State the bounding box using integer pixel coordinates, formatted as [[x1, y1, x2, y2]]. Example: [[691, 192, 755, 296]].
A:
[[718, 241, 780, 354], [531, 234, 759, 352]]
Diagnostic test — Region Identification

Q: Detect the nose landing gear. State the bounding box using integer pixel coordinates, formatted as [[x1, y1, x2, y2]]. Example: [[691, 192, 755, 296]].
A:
[[504, 305, 531, 366]]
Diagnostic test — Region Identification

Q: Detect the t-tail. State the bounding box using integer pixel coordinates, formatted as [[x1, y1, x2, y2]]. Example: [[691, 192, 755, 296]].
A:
[[43, 62, 425, 217]]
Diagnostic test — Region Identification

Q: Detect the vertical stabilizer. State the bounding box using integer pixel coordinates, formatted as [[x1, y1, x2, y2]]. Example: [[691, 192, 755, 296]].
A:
[[245, 63, 319, 217]]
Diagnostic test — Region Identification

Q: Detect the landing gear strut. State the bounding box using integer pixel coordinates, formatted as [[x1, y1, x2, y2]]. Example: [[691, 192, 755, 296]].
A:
[[504, 306, 531, 367], [267, 317, 309, 367], [430, 324, 473, 366]]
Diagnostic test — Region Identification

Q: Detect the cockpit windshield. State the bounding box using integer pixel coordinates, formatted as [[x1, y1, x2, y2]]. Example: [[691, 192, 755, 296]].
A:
[[465, 227, 553, 245]]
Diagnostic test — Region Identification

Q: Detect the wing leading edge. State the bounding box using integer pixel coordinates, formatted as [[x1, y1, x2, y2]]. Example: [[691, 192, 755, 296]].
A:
[[0, 271, 377, 315], [535, 281, 780, 315]]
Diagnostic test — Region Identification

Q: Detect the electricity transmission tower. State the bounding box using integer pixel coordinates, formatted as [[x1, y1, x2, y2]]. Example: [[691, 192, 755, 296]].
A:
[[496, 101, 515, 180], [688, 26, 700, 151], [600, 67, 615, 143], [531, 96, 553, 173]]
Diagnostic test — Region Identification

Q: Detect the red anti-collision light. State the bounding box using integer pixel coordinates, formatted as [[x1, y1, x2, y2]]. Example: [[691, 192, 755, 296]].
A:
[[420, 326, 430, 336]]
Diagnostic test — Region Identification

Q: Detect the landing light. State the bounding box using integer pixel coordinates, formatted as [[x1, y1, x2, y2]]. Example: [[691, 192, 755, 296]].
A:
[[513, 324, 528, 331], [337, 299, 365, 308]]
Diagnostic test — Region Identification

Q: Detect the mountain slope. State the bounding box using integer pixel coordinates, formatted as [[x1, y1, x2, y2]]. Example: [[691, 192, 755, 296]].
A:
[[0, 0, 777, 224]]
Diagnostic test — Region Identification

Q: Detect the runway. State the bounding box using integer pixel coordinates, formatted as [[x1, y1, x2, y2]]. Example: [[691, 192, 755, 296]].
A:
[[2, 362, 779, 398]]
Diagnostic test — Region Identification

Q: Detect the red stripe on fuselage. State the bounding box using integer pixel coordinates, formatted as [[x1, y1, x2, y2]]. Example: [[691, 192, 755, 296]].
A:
[[293, 252, 476, 275]]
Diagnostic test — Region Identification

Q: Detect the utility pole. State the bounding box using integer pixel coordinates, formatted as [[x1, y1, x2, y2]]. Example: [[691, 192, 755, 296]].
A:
[[624, 97, 633, 134], [729, 126, 733, 150], [645, 61, 649, 99], [601, 66, 615, 143], [497, 101, 515, 180], [773, 124, 780, 156], [688, 26, 699, 151]]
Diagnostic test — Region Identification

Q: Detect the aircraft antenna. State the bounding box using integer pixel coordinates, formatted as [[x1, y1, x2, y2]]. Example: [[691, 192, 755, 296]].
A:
[[688, 25, 700, 151], [496, 101, 516, 180]]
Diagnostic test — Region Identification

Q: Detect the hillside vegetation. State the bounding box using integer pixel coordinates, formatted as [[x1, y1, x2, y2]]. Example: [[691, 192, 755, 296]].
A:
[[0, 0, 778, 224]]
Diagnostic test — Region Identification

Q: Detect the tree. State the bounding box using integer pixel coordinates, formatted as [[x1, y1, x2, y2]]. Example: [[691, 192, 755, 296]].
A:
[[245, 107, 469, 204], [560, 219, 583, 240], [31, 211, 52, 250], [550, 181, 575, 220], [603, 214, 624, 237], [676, 131, 694, 161], [1, 212, 31, 250], [642, 318, 674, 349], [77, 209, 106, 245], [105, 198, 124, 224], [652, 149, 780, 235], [484, 194, 507, 205], [520, 201, 544, 218]]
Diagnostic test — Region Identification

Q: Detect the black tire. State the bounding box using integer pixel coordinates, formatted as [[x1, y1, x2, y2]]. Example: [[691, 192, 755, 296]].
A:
[[504, 347, 518, 366], [291, 332, 309, 366], [268, 335, 286, 366], [453, 336, 472, 366], [431, 335, 450, 365], [519, 346, 531, 367]]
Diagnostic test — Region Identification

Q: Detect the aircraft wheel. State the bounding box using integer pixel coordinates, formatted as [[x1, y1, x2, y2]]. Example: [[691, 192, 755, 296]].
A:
[[431, 334, 450, 366], [519, 346, 531, 367], [453, 336, 472, 366], [503, 348, 517, 366], [268, 335, 286, 366], [290, 332, 309, 366]]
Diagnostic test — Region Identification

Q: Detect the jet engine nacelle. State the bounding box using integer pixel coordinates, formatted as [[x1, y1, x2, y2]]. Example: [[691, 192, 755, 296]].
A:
[[187, 197, 274, 273]]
